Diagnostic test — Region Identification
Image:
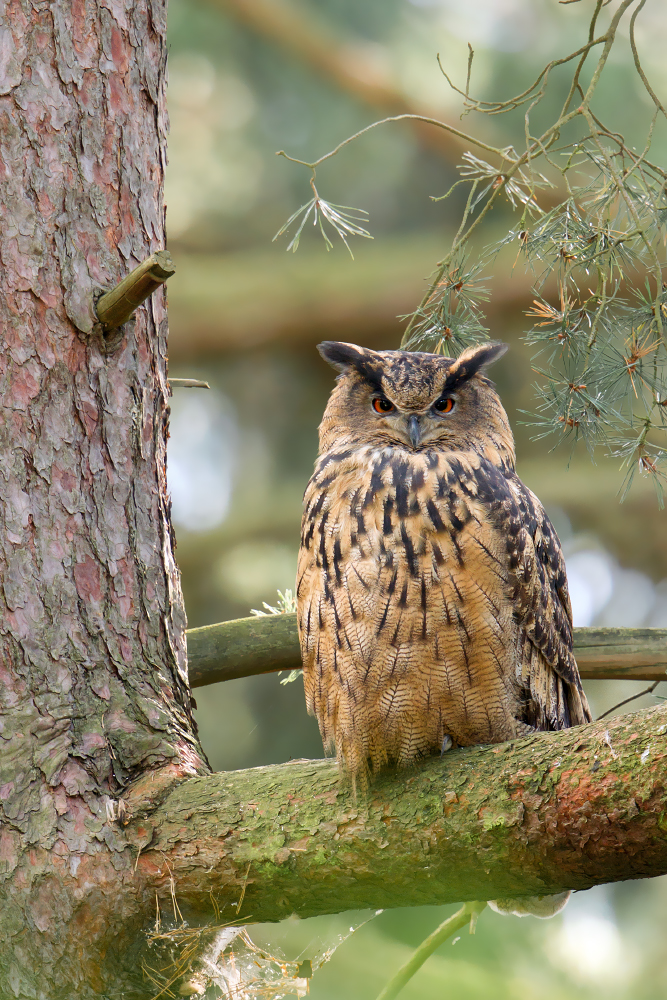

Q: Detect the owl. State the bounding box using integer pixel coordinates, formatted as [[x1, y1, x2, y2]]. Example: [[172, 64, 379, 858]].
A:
[[296, 340, 591, 788]]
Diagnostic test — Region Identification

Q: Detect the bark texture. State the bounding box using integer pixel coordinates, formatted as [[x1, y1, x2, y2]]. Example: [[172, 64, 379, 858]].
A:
[[127, 704, 667, 926], [0, 1, 208, 994]]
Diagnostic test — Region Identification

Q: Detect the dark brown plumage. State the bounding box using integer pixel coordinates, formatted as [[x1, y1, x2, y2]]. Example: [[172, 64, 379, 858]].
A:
[[297, 340, 591, 786]]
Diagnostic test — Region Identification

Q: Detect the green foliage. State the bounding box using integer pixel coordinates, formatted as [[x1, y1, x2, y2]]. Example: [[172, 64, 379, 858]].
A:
[[273, 183, 372, 256], [250, 588, 297, 617], [276, 0, 667, 504]]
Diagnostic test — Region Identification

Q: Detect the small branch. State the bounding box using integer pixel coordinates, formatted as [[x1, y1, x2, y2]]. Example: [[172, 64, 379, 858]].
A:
[[464, 44, 474, 101], [276, 112, 503, 172], [375, 901, 487, 1000], [629, 0, 667, 121], [96, 250, 175, 331], [168, 379, 211, 389], [187, 614, 301, 687], [558, 0, 606, 119], [597, 680, 661, 720], [578, 0, 637, 111], [186, 615, 667, 687], [581, 106, 665, 342], [437, 34, 606, 117]]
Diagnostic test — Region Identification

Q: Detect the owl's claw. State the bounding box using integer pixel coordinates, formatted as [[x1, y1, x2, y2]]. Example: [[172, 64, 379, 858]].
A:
[[440, 735, 453, 755]]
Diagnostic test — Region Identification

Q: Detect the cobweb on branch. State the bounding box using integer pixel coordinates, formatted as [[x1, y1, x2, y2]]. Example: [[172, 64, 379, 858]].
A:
[[143, 907, 382, 999]]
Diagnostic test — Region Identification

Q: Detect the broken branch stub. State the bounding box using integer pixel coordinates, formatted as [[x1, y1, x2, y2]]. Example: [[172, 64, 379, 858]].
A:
[[96, 250, 175, 332], [169, 378, 211, 389]]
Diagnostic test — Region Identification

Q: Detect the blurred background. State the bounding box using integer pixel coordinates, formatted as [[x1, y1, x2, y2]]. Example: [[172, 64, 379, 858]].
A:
[[163, 0, 667, 996]]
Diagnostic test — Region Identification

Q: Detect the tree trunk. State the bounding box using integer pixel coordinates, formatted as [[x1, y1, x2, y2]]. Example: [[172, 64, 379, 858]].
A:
[[0, 1, 208, 993]]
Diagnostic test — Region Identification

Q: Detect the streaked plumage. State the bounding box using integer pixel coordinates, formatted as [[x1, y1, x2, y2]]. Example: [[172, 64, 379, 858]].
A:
[[297, 340, 591, 785]]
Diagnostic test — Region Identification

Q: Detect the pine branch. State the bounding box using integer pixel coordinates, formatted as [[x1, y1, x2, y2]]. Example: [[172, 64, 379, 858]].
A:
[[271, 0, 667, 497]]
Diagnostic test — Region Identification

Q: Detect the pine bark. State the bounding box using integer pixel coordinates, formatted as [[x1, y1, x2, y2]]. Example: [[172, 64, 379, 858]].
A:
[[0, 1, 208, 994]]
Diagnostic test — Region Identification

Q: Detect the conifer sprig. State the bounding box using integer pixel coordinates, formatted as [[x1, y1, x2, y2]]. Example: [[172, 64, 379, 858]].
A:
[[276, 0, 666, 500]]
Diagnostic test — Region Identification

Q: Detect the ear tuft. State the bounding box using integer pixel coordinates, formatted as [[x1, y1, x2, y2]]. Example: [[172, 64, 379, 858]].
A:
[[317, 342, 384, 391], [444, 341, 508, 390], [317, 342, 368, 372]]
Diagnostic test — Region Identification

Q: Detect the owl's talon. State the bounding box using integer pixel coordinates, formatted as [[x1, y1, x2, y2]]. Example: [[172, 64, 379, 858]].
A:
[[440, 735, 453, 755]]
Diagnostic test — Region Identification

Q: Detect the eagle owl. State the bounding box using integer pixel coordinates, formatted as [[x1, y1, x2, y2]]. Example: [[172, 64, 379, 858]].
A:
[[297, 340, 591, 785]]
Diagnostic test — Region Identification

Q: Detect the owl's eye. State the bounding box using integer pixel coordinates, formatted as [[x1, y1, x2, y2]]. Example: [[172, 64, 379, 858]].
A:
[[434, 397, 455, 414], [372, 397, 395, 414]]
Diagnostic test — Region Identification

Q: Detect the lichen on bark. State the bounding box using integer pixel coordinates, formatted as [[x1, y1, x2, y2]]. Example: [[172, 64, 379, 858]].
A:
[[129, 704, 667, 926]]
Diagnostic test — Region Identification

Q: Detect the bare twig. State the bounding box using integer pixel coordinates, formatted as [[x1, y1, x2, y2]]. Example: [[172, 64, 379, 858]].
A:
[[629, 0, 667, 121], [276, 112, 502, 171], [597, 680, 661, 720]]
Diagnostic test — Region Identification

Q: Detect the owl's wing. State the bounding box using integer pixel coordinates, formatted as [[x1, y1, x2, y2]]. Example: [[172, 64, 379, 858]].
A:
[[472, 462, 591, 730]]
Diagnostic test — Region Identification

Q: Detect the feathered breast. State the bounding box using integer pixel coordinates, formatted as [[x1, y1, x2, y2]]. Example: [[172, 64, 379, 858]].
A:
[[297, 444, 590, 780]]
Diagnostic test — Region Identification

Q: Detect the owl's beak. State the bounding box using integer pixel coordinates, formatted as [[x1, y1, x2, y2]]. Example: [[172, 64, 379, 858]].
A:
[[406, 414, 422, 448]]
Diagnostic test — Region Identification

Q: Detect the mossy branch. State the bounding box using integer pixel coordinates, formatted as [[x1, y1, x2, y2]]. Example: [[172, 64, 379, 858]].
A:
[[187, 614, 302, 686], [128, 703, 667, 924]]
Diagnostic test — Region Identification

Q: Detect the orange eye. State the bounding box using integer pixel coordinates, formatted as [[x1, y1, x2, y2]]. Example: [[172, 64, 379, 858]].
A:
[[372, 397, 395, 414], [434, 397, 455, 414]]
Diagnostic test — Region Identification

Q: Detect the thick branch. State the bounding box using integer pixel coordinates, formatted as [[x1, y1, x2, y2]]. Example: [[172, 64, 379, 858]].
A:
[[187, 614, 667, 686], [129, 704, 667, 923]]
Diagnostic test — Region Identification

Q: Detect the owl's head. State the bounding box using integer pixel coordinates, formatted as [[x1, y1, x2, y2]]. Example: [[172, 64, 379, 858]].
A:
[[317, 340, 515, 468]]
